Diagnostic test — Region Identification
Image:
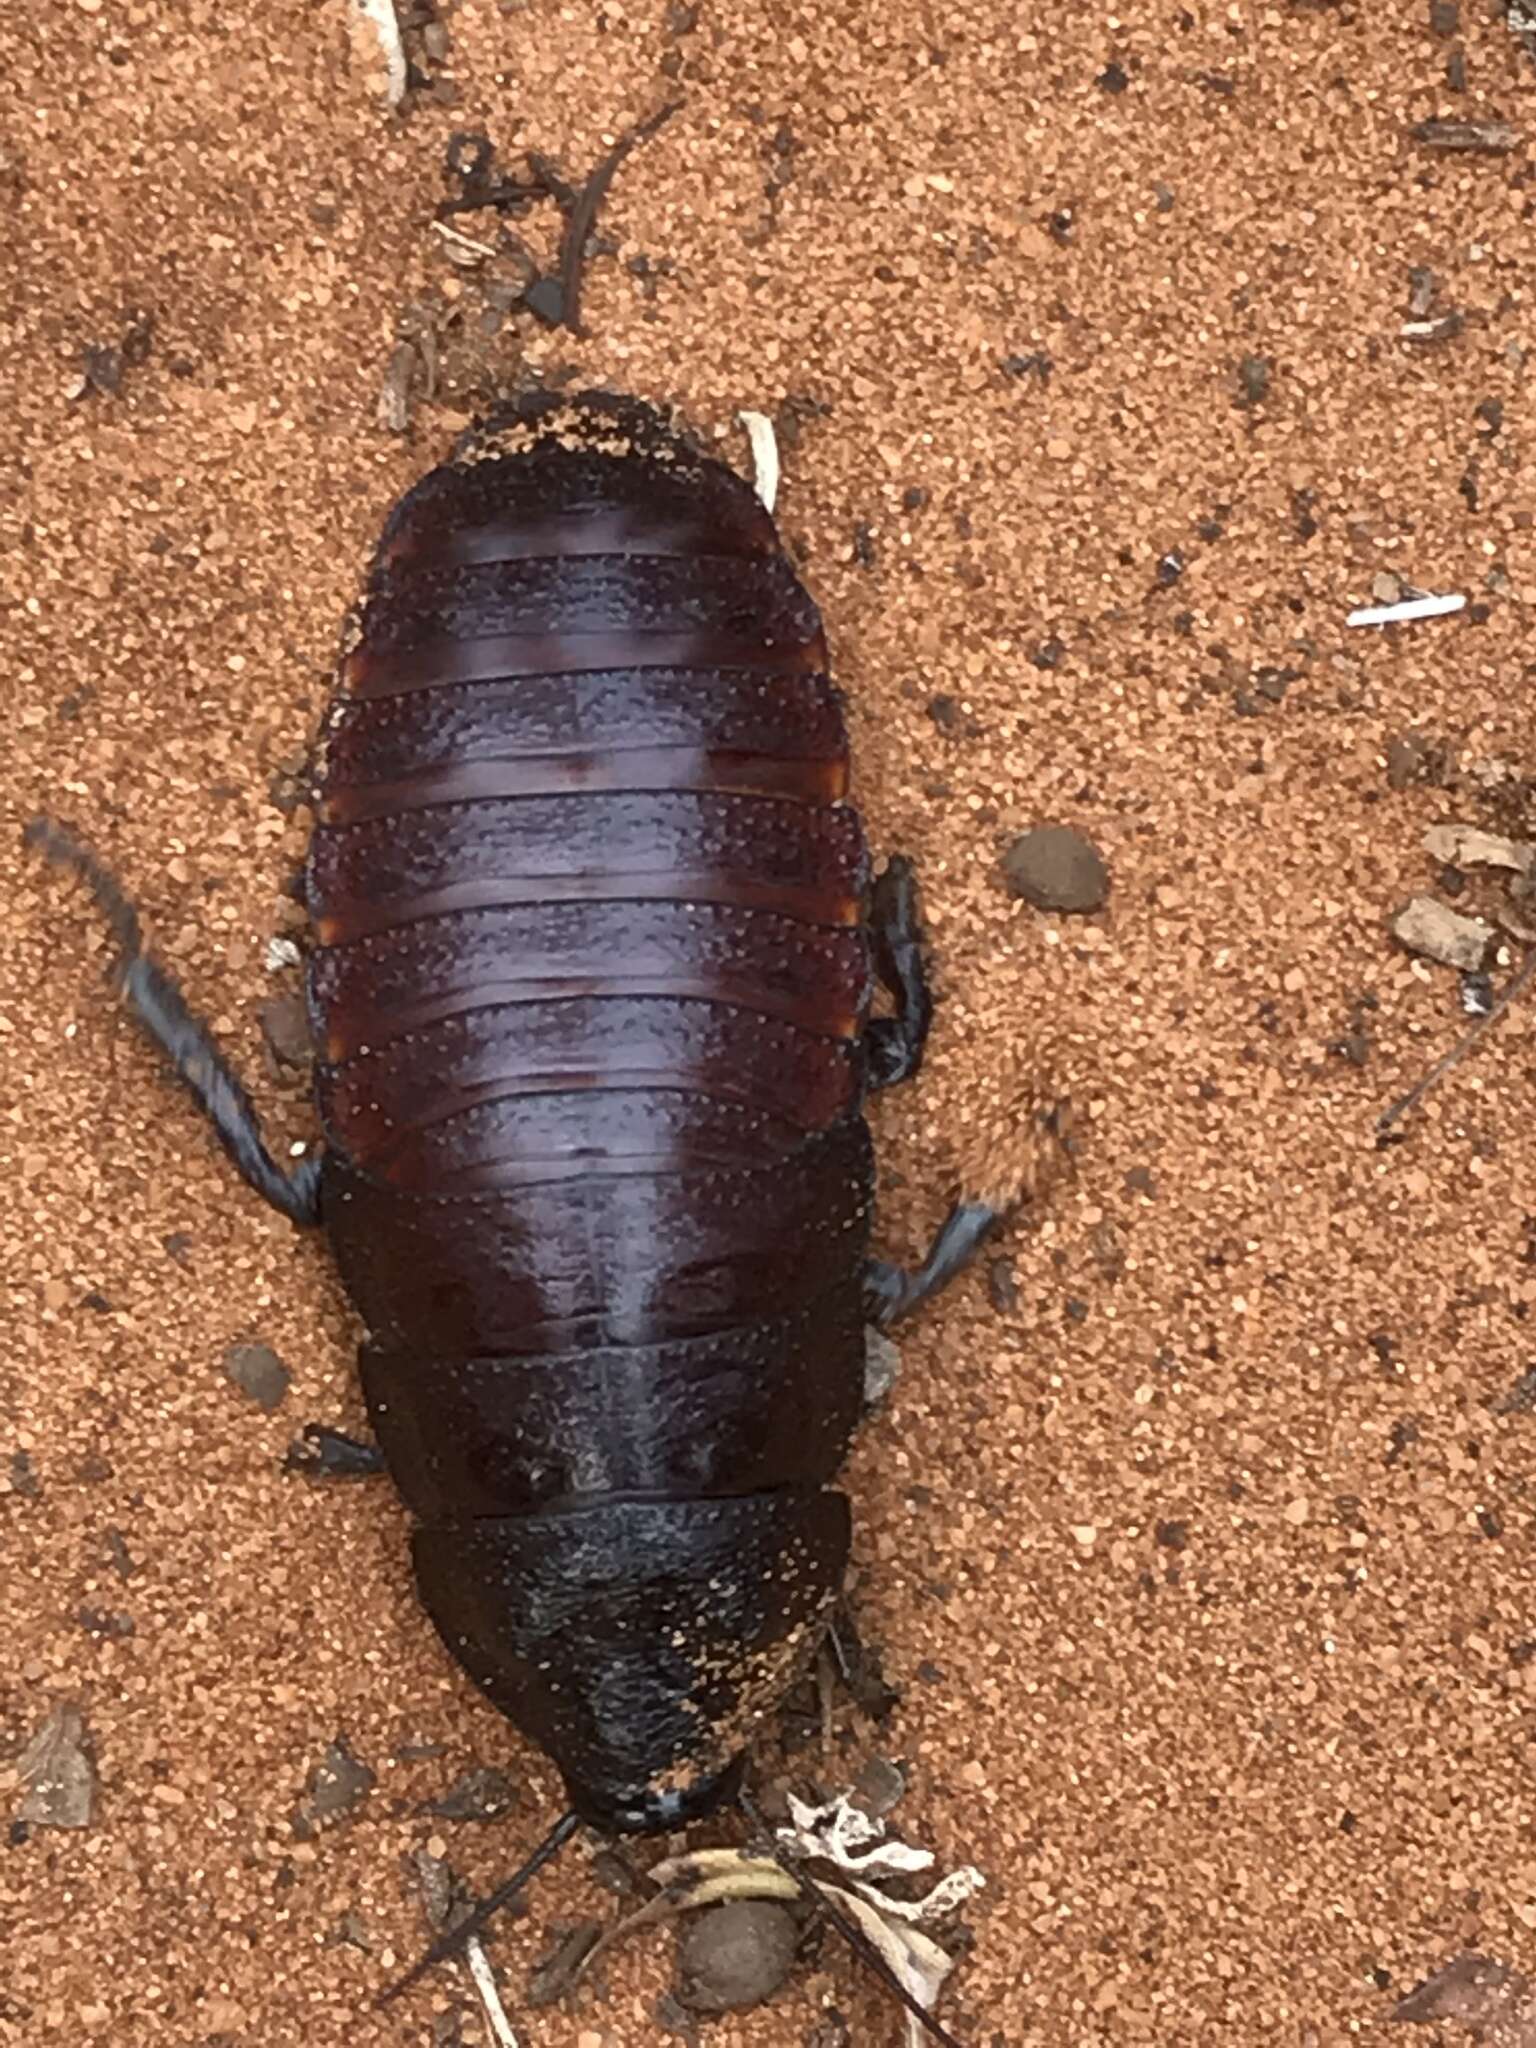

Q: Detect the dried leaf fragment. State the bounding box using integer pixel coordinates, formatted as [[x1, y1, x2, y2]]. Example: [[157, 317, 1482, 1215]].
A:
[[1390, 896, 1494, 972], [16, 1700, 97, 1829], [1422, 824, 1533, 876], [1392, 1952, 1536, 2043], [1410, 118, 1522, 154]]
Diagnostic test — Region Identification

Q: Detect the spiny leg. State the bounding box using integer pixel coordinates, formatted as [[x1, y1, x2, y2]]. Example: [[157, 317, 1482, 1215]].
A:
[[865, 1100, 1076, 1327], [25, 816, 321, 1228], [865, 854, 933, 1090], [864, 1199, 1008, 1327]]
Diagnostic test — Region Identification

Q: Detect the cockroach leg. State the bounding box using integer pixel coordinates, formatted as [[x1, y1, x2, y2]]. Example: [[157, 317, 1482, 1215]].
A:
[[865, 853, 933, 1090], [863, 1199, 1009, 1328], [282, 1423, 386, 1480], [24, 817, 322, 1228]]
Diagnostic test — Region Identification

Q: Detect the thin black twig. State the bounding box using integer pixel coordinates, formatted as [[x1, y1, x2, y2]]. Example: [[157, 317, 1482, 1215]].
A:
[[376, 1808, 580, 2008], [1378, 946, 1536, 1138], [554, 101, 681, 334]]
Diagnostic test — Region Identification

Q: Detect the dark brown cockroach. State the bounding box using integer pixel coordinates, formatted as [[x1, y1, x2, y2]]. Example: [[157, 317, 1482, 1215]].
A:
[[29, 389, 1060, 2042]]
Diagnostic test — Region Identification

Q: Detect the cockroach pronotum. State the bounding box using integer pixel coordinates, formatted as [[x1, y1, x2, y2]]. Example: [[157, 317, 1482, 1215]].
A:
[[28, 388, 1067, 2043]]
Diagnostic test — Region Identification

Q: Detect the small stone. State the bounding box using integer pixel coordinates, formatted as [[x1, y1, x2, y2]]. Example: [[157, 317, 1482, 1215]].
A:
[[1371, 570, 1404, 605], [677, 1900, 799, 2013], [423, 1765, 518, 1822], [1070, 1523, 1098, 1547], [295, 1736, 376, 1831], [1097, 60, 1130, 93], [258, 995, 312, 1074], [1385, 733, 1428, 791], [77, 1607, 135, 1639], [863, 1326, 900, 1408], [6, 1449, 41, 1499], [1283, 1497, 1311, 1526], [523, 275, 567, 326], [1235, 354, 1272, 406], [222, 1341, 291, 1412], [1390, 897, 1494, 973], [1002, 824, 1109, 913], [16, 1701, 97, 1829], [851, 1754, 906, 1818], [1155, 1519, 1189, 1551]]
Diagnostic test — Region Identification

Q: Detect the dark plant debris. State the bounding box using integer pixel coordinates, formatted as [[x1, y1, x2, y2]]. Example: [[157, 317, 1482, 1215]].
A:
[[423, 1766, 518, 1823], [1392, 1952, 1536, 2041], [436, 105, 679, 334], [293, 1736, 376, 1834]]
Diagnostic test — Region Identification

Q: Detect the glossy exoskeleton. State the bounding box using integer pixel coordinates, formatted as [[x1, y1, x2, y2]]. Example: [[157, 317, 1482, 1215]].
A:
[[29, 389, 1045, 2005]]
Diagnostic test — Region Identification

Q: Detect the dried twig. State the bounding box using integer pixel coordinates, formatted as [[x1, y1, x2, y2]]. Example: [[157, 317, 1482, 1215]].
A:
[[555, 102, 680, 334], [1347, 592, 1466, 628], [463, 1936, 520, 2048], [1410, 117, 1522, 154], [739, 410, 781, 512], [1378, 946, 1536, 1136], [353, 0, 407, 108]]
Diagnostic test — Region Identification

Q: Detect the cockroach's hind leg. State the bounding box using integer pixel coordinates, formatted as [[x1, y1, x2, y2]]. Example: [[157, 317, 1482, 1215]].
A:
[[862, 1199, 1007, 1328], [864, 853, 933, 1091], [283, 1424, 386, 1481], [25, 816, 322, 1228]]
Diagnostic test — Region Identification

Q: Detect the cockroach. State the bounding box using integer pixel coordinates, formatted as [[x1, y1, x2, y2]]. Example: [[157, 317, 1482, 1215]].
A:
[[28, 388, 1065, 2042]]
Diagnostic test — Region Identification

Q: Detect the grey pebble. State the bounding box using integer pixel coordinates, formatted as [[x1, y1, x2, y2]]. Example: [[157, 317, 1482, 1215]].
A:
[[678, 1899, 799, 2013], [851, 1753, 906, 1818], [258, 994, 312, 1074], [1001, 823, 1109, 913], [863, 1326, 900, 1409], [223, 1341, 291, 1413]]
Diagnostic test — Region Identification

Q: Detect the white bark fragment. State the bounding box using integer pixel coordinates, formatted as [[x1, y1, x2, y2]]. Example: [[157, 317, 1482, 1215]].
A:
[[738, 410, 780, 513], [1421, 823, 1534, 876], [1346, 592, 1466, 628], [353, 0, 408, 108], [463, 1935, 520, 2048]]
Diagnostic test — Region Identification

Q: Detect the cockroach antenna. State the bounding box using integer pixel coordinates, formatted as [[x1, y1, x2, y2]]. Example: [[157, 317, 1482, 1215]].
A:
[[738, 1790, 968, 2048], [376, 1807, 581, 2008]]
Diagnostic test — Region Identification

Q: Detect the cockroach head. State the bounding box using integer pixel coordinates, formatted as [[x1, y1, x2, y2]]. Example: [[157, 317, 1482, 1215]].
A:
[[564, 1751, 748, 1837]]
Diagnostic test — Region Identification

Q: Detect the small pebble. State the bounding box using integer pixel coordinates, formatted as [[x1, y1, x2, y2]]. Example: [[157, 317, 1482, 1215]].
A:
[[677, 1900, 799, 2013], [851, 1754, 906, 1818], [257, 995, 312, 1074], [222, 1341, 291, 1412], [863, 1325, 901, 1408], [1001, 824, 1109, 913]]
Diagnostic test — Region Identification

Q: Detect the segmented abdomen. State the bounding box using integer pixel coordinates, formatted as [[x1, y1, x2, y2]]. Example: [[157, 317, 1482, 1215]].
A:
[[305, 393, 872, 1821]]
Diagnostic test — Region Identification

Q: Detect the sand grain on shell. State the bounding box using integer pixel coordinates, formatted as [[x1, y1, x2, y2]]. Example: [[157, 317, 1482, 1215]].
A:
[[5, 2, 1536, 2043]]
